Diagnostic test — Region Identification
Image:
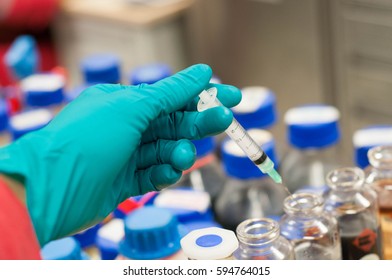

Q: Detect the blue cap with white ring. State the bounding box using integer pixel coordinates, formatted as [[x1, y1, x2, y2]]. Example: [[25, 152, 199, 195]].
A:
[[353, 125, 392, 168], [180, 227, 238, 260], [222, 129, 277, 179], [119, 206, 182, 260], [129, 63, 172, 85], [22, 73, 64, 107], [0, 99, 9, 132], [9, 109, 52, 140], [41, 237, 89, 260], [192, 137, 215, 158], [81, 54, 121, 84], [232, 87, 277, 129], [285, 104, 340, 149]]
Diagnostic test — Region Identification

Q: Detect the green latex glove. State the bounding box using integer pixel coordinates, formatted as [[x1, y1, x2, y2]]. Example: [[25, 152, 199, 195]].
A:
[[0, 64, 241, 245]]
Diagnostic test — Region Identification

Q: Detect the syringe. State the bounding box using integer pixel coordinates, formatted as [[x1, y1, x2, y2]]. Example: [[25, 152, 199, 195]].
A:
[[197, 87, 283, 184]]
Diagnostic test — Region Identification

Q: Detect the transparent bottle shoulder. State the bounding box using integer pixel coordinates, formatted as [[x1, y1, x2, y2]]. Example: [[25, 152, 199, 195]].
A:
[[279, 147, 341, 192], [234, 236, 295, 260], [280, 213, 338, 240]]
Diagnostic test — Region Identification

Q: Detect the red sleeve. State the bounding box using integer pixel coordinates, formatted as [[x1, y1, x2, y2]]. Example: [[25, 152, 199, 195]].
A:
[[0, 177, 41, 260]]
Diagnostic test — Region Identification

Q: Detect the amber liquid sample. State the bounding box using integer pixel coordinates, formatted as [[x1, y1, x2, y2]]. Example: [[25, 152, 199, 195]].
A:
[[372, 179, 392, 259]]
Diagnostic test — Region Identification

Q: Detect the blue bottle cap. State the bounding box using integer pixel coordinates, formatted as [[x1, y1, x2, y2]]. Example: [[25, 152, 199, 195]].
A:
[[21, 73, 65, 107], [0, 99, 9, 132], [73, 223, 101, 248], [153, 188, 212, 223], [232, 87, 277, 129], [222, 129, 278, 179], [352, 125, 392, 169], [119, 206, 182, 259], [9, 109, 52, 140], [81, 54, 120, 84], [192, 137, 215, 158], [4, 35, 38, 80], [96, 219, 124, 260], [129, 63, 172, 85], [285, 104, 340, 149], [41, 237, 87, 260]]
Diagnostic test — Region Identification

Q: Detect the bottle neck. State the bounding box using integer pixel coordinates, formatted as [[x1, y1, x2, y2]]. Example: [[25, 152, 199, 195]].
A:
[[326, 167, 364, 193], [236, 218, 280, 252], [368, 146, 392, 170], [283, 193, 324, 218]]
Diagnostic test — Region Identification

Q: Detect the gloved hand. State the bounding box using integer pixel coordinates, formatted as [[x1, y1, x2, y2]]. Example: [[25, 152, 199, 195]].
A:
[[0, 64, 241, 245]]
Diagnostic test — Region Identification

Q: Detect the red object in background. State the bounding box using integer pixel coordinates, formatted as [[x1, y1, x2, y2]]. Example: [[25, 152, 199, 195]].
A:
[[117, 198, 140, 215], [3, 85, 23, 115], [2, 0, 59, 31], [0, 0, 60, 86], [0, 178, 41, 260]]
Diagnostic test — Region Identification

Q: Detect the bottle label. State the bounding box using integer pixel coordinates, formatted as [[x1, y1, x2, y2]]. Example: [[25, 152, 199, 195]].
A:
[[341, 228, 382, 260]]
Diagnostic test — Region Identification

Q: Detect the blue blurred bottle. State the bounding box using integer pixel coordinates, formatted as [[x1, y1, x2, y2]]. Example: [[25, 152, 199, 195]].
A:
[[65, 53, 121, 102], [129, 63, 171, 85], [353, 125, 392, 169], [215, 129, 287, 231], [41, 237, 89, 260], [280, 104, 341, 195], [118, 206, 187, 260]]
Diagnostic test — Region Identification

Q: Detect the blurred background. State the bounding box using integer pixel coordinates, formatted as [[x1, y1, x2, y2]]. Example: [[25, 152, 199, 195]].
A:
[[2, 0, 392, 260], [2, 0, 392, 160]]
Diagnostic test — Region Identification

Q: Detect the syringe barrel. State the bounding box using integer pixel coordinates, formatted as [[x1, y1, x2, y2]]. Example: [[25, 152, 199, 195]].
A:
[[225, 118, 265, 163]]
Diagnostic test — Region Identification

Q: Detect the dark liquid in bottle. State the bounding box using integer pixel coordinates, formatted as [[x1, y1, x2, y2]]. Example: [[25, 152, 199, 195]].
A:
[[341, 227, 382, 260], [373, 179, 392, 259]]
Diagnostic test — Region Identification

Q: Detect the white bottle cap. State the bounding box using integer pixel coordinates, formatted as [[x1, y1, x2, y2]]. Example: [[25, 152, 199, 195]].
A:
[[154, 189, 210, 213], [180, 227, 239, 260], [97, 219, 124, 243]]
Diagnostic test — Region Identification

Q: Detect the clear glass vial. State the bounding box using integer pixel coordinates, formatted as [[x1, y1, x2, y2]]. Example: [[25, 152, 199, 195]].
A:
[[325, 167, 383, 260], [365, 146, 392, 259], [280, 193, 341, 260], [234, 218, 295, 260]]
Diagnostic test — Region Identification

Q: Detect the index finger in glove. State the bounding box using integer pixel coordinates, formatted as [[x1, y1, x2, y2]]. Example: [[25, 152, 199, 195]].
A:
[[147, 64, 212, 114]]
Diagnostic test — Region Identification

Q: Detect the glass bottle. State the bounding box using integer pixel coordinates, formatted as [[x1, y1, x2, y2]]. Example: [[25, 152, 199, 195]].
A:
[[118, 206, 187, 260], [280, 193, 341, 259], [214, 129, 288, 231], [280, 104, 341, 195], [325, 167, 383, 260], [173, 137, 226, 205], [180, 227, 238, 260], [365, 146, 392, 259], [234, 218, 295, 260]]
